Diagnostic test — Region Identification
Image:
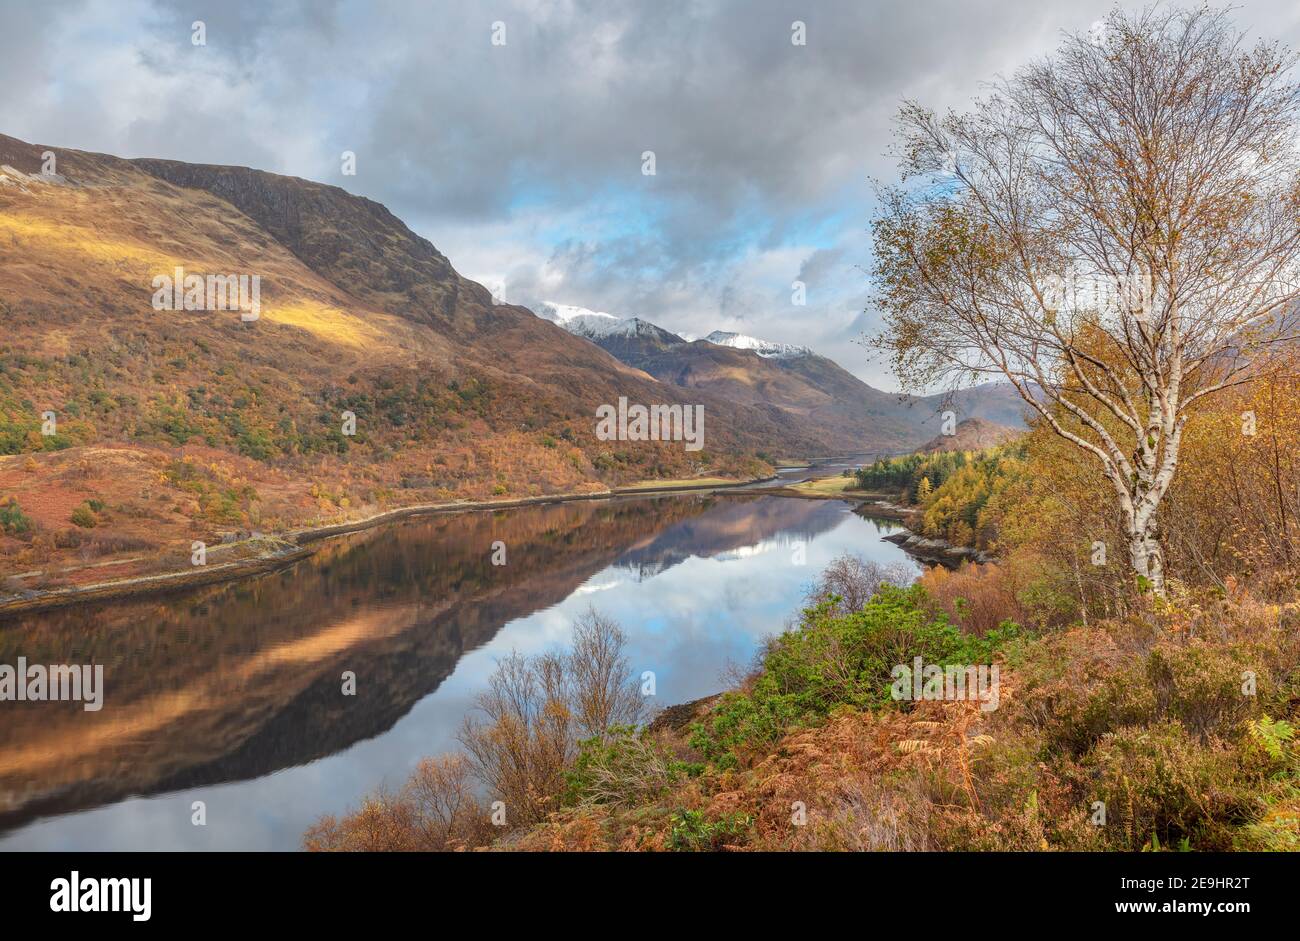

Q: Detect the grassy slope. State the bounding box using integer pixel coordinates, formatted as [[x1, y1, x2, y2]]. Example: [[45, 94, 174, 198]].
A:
[[515, 584, 1300, 852], [306, 573, 1300, 853], [786, 475, 857, 495]]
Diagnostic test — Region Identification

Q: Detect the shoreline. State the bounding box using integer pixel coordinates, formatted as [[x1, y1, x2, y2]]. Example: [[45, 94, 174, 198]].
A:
[[856, 497, 993, 565], [646, 489, 993, 734], [0, 473, 979, 619], [0, 541, 316, 618], [0, 474, 778, 619]]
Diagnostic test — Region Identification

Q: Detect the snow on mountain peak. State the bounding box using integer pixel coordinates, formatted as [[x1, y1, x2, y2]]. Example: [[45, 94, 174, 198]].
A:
[[703, 331, 811, 359], [535, 302, 680, 341], [536, 304, 808, 355], [536, 301, 632, 338], [536, 301, 619, 325]]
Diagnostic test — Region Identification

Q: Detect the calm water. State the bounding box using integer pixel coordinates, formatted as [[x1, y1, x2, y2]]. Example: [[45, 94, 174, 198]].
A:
[[0, 493, 916, 850]]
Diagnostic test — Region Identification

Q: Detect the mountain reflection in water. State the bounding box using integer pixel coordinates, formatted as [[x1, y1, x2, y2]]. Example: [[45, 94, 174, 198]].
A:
[[0, 493, 915, 850]]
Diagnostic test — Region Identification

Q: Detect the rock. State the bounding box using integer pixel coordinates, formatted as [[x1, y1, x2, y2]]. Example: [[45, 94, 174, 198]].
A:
[[647, 693, 722, 735]]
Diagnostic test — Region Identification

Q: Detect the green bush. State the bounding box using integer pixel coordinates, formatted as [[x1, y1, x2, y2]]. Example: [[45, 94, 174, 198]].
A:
[[689, 585, 1019, 767], [563, 727, 700, 809], [140, 402, 204, 445], [667, 810, 753, 851], [237, 427, 276, 460], [70, 504, 98, 529], [0, 497, 32, 535], [1145, 643, 1264, 741], [1030, 640, 1267, 757]]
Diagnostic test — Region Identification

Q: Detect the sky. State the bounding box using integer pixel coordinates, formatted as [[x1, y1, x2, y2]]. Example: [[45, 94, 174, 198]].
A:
[[5, 0, 1300, 388]]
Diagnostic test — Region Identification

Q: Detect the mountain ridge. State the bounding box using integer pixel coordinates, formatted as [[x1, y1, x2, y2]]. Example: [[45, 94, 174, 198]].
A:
[[536, 305, 1029, 449], [919, 417, 1021, 453]]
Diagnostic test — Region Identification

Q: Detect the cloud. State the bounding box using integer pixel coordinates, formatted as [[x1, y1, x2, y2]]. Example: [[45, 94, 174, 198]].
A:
[[4, 0, 1300, 388]]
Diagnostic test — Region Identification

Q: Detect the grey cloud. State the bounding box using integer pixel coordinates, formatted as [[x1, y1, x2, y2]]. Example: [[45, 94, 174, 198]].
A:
[[5, 0, 1300, 389], [797, 246, 848, 286]]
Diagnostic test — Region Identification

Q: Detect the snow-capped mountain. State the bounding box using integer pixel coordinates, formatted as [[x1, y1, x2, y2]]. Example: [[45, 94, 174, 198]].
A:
[[534, 301, 625, 337], [535, 302, 684, 343], [703, 331, 811, 360], [537, 304, 812, 359], [536, 301, 614, 323], [530, 300, 1027, 449]]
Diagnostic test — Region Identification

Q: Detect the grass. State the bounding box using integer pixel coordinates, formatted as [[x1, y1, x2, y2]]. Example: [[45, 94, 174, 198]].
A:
[[305, 551, 1300, 854], [261, 300, 383, 349], [787, 475, 857, 495], [0, 212, 179, 270], [617, 476, 740, 491]]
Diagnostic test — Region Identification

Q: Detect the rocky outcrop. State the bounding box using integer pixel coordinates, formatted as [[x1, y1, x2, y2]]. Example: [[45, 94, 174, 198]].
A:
[[919, 417, 1020, 453]]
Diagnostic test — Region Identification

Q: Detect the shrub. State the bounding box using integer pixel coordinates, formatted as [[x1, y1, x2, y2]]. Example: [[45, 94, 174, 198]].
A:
[[1145, 643, 1263, 742], [920, 562, 1021, 635], [0, 497, 32, 535], [666, 809, 753, 851], [1025, 638, 1268, 757], [1233, 716, 1300, 850], [564, 727, 697, 809], [805, 553, 914, 615], [303, 754, 492, 851], [237, 427, 275, 460], [1081, 722, 1258, 851], [690, 585, 1019, 767], [457, 609, 644, 830], [306, 608, 647, 847], [920, 556, 1077, 634], [70, 503, 97, 529], [1237, 798, 1300, 851]]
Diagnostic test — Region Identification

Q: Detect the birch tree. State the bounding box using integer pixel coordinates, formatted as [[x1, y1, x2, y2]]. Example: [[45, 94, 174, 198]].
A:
[[872, 5, 1300, 594]]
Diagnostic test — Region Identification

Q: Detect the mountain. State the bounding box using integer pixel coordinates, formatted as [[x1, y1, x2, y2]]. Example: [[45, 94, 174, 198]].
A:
[[0, 134, 851, 582], [537, 303, 686, 362], [543, 311, 923, 450], [703, 330, 811, 359], [0, 130, 1035, 588], [535, 301, 623, 336], [919, 417, 1021, 453], [541, 309, 1029, 452], [922, 384, 1034, 431]]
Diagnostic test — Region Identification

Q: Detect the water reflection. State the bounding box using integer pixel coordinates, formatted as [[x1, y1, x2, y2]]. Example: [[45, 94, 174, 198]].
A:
[[0, 493, 915, 850]]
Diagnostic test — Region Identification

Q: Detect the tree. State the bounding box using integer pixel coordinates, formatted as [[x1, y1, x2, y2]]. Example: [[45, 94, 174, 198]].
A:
[[805, 552, 915, 615], [872, 6, 1300, 594], [456, 608, 642, 829]]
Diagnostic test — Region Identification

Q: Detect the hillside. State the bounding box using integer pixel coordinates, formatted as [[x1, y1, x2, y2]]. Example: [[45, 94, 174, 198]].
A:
[[919, 417, 1020, 453], [0, 133, 839, 584]]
